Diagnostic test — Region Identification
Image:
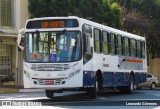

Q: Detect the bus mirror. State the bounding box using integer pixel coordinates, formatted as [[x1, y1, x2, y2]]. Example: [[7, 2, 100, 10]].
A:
[[17, 28, 25, 50]]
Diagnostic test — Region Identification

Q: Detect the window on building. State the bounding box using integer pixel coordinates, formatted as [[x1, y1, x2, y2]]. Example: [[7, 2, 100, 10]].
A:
[[102, 31, 110, 54], [0, 45, 11, 76], [94, 29, 101, 53], [0, 0, 13, 26]]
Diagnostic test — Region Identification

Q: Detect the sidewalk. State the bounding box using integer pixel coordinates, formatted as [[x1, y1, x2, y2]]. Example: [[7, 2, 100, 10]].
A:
[[0, 86, 44, 93]]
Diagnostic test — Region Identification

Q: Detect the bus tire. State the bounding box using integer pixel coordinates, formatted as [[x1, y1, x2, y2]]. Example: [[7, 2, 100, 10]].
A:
[[126, 74, 134, 94], [45, 90, 54, 99], [119, 87, 126, 93], [87, 82, 97, 99], [96, 70, 103, 96]]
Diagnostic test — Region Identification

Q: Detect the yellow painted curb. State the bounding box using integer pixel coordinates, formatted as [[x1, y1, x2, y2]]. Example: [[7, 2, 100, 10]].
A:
[[0, 89, 19, 93]]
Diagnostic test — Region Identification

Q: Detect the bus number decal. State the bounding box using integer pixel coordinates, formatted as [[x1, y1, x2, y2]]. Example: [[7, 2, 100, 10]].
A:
[[103, 64, 109, 67]]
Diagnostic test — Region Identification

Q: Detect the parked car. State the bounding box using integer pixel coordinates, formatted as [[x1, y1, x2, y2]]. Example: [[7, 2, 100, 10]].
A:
[[137, 73, 159, 90]]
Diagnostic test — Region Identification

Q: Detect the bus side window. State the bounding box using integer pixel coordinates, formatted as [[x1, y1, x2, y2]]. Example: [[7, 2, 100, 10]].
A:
[[102, 31, 110, 54], [124, 37, 130, 56], [82, 24, 93, 64], [142, 41, 145, 58], [94, 28, 101, 53], [130, 39, 136, 57], [137, 40, 141, 58], [83, 33, 93, 64], [117, 35, 123, 56], [110, 33, 116, 55]]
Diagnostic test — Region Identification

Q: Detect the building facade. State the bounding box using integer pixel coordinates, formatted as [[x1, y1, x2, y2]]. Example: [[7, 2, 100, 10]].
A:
[[148, 54, 160, 81], [0, 0, 30, 86]]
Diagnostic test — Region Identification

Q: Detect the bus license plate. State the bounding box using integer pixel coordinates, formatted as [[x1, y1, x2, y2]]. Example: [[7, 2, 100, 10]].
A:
[[44, 80, 54, 85]]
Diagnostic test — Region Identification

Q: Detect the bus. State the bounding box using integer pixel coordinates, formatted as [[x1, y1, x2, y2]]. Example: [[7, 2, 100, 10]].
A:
[[17, 16, 147, 99]]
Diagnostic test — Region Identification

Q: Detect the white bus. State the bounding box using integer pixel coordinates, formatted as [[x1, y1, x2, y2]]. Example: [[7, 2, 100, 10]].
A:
[[17, 16, 147, 99]]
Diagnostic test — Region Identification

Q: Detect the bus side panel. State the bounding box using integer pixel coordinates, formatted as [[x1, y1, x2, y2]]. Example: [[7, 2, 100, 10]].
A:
[[83, 71, 96, 87], [103, 72, 130, 87], [134, 72, 147, 85], [114, 72, 129, 86], [103, 72, 115, 87]]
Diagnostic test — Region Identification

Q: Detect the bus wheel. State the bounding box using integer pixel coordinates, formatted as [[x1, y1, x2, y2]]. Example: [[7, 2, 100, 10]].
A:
[[126, 74, 134, 94], [119, 74, 134, 94], [45, 90, 54, 99], [96, 70, 103, 96], [88, 83, 97, 99], [86, 81, 97, 99]]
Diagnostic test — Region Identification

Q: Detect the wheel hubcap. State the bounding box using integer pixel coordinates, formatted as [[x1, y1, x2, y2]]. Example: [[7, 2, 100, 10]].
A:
[[152, 84, 156, 89], [130, 76, 134, 91]]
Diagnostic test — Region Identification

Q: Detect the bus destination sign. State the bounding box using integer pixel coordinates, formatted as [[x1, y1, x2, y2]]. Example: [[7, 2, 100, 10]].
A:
[[42, 21, 64, 28], [26, 19, 79, 29]]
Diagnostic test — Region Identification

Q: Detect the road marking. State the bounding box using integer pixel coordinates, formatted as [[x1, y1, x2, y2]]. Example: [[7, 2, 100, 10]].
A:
[[0, 97, 47, 100], [97, 97, 108, 100], [0, 95, 27, 99]]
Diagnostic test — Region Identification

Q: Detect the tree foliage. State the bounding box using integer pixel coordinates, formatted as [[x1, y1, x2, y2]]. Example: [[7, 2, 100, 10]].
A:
[[28, 0, 123, 29], [112, 0, 160, 58]]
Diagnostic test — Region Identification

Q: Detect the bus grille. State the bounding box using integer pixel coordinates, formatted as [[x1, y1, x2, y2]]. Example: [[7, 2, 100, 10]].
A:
[[30, 64, 70, 71]]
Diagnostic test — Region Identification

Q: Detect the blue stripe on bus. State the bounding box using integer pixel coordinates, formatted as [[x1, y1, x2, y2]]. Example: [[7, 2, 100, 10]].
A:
[[134, 72, 147, 84], [103, 72, 130, 87], [83, 71, 147, 87], [83, 71, 96, 87]]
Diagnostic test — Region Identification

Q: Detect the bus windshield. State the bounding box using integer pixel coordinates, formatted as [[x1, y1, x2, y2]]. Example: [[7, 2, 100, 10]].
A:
[[25, 31, 81, 62]]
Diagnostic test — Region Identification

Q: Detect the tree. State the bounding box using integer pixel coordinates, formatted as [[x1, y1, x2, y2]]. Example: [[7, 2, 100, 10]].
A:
[[28, 0, 123, 29], [112, 0, 160, 58], [78, 0, 123, 29], [28, 0, 70, 17]]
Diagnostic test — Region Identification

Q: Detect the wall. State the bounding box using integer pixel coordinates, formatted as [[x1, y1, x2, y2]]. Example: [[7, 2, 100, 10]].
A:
[[148, 54, 160, 81]]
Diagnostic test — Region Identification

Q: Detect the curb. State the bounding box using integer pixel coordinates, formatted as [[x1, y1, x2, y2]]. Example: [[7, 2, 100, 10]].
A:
[[0, 89, 45, 93], [19, 89, 45, 93], [0, 89, 19, 93]]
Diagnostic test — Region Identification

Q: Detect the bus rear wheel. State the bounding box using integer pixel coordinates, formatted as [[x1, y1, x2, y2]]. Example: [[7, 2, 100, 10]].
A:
[[45, 90, 54, 99], [127, 74, 134, 93]]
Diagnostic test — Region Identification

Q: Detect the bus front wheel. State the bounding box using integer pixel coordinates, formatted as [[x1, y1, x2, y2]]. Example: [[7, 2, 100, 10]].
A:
[[45, 90, 54, 99], [87, 82, 97, 99]]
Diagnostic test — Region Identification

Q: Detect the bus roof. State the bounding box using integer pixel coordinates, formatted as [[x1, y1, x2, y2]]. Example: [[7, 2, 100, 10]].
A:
[[26, 16, 145, 41]]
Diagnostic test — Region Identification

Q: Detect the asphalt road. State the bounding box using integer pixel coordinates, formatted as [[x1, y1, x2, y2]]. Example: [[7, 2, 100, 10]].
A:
[[0, 89, 160, 109]]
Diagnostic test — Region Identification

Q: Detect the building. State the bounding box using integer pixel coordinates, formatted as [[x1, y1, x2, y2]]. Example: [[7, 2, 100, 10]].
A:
[[0, 0, 30, 86], [148, 54, 160, 81]]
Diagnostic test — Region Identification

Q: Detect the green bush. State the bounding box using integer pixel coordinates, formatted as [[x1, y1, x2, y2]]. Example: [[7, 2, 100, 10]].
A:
[[0, 74, 15, 86]]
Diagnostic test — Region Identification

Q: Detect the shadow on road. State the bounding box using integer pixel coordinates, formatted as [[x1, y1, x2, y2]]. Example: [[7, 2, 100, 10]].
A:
[[31, 90, 142, 102]]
